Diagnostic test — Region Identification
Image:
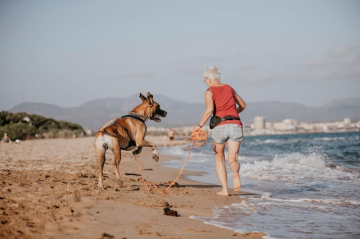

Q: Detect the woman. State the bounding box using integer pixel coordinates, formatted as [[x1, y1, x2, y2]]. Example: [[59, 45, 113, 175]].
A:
[[192, 65, 246, 196]]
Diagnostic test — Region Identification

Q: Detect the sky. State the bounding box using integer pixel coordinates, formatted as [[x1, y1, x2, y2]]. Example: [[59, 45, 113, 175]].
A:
[[0, 0, 359, 111]]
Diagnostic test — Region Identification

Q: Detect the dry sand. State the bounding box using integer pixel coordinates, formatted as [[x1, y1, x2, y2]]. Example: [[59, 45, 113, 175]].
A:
[[0, 137, 265, 239]]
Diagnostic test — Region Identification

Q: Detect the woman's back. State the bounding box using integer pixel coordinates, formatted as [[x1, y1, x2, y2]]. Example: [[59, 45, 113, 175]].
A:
[[209, 84, 241, 126]]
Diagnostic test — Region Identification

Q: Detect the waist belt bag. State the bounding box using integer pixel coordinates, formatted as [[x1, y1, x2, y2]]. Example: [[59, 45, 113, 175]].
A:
[[209, 116, 222, 129], [209, 115, 240, 129]]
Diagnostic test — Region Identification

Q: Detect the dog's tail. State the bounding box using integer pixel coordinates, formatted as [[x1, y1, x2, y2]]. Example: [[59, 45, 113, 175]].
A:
[[99, 118, 120, 132]]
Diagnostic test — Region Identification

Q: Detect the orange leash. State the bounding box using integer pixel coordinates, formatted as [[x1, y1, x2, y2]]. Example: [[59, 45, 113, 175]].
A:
[[134, 129, 208, 194]]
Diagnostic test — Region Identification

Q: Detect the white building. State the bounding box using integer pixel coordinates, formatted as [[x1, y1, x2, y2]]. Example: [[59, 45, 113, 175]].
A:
[[343, 118, 351, 129], [254, 117, 266, 131], [272, 119, 298, 131]]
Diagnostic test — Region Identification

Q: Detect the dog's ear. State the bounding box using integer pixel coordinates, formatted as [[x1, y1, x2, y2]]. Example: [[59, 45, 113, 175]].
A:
[[139, 93, 147, 102], [147, 92, 154, 106]]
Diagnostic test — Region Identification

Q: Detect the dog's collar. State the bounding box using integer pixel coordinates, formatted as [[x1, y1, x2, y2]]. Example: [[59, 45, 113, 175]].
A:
[[128, 112, 148, 122], [121, 113, 147, 137]]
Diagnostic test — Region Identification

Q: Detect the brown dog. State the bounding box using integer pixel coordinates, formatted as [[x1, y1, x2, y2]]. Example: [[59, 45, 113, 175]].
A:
[[94, 92, 167, 188]]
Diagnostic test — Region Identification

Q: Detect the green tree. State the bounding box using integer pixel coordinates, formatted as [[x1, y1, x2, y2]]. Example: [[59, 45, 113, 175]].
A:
[[0, 111, 85, 139]]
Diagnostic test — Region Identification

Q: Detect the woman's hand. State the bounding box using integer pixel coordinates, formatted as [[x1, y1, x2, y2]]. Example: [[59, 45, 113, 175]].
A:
[[192, 125, 201, 133]]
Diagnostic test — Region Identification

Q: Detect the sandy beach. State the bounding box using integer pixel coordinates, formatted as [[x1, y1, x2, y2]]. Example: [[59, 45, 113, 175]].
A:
[[0, 137, 265, 239]]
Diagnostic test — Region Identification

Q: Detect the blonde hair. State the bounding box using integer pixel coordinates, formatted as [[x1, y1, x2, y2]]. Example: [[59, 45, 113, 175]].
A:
[[203, 65, 220, 82]]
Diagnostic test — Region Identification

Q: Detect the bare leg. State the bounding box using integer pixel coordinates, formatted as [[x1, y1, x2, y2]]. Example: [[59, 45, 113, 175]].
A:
[[213, 141, 228, 196], [227, 141, 241, 191]]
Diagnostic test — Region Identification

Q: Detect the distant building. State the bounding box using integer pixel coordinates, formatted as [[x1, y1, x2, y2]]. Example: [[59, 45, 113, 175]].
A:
[[298, 122, 313, 131], [344, 118, 351, 129], [254, 117, 266, 131], [283, 119, 297, 126], [265, 122, 273, 130], [273, 119, 298, 131]]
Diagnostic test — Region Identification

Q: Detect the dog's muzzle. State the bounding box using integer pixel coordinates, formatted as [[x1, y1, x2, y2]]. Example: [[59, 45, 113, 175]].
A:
[[151, 110, 167, 122]]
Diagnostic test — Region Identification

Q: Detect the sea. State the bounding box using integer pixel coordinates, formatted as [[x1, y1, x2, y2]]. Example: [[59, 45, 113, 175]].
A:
[[159, 131, 360, 239]]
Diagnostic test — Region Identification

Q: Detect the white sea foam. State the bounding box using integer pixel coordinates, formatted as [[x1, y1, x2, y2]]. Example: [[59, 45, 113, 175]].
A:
[[313, 136, 346, 141], [161, 143, 359, 184], [273, 152, 326, 168], [261, 193, 272, 200], [257, 196, 360, 206], [248, 135, 353, 145], [264, 139, 280, 144], [239, 151, 358, 182]]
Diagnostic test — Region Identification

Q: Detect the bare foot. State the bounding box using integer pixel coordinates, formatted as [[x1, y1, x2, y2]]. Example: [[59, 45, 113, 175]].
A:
[[216, 190, 229, 196], [233, 175, 241, 192]]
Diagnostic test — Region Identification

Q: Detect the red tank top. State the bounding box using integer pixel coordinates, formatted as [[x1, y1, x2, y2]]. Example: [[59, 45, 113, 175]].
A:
[[209, 84, 242, 127]]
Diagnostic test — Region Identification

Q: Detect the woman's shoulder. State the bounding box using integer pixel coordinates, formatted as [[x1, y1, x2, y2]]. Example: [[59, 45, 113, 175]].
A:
[[209, 83, 228, 89], [223, 84, 234, 91], [217, 83, 232, 89]]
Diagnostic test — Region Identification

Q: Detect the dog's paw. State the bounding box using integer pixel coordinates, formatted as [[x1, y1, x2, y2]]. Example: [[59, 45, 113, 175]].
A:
[[98, 182, 104, 188], [152, 153, 159, 162], [132, 147, 142, 155], [133, 150, 139, 155]]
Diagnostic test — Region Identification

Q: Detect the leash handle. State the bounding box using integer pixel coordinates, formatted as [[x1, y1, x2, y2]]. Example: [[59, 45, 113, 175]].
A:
[[180, 129, 208, 149]]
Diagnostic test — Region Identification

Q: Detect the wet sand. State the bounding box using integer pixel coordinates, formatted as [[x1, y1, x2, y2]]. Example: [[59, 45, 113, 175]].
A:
[[0, 137, 265, 239]]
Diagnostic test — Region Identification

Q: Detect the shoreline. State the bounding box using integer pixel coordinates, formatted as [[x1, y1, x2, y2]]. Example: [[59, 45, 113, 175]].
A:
[[0, 137, 265, 239]]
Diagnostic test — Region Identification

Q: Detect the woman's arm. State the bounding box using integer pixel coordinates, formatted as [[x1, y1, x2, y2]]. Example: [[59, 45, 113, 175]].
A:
[[234, 90, 246, 113], [192, 90, 214, 132]]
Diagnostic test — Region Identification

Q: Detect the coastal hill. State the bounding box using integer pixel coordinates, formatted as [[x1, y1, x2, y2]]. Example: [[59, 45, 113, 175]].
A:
[[0, 111, 85, 140], [9, 95, 360, 129]]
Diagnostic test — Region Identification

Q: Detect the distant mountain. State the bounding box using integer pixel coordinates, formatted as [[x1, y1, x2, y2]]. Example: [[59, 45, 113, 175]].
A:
[[9, 96, 360, 129], [324, 98, 360, 108]]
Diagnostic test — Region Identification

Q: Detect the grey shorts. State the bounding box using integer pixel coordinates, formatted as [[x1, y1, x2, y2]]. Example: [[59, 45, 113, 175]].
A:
[[211, 124, 244, 143]]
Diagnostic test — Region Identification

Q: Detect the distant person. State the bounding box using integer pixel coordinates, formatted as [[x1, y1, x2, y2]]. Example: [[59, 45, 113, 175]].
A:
[[1, 133, 12, 143], [168, 128, 175, 147], [192, 65, 246, 196], [163, 134, 168, 147]]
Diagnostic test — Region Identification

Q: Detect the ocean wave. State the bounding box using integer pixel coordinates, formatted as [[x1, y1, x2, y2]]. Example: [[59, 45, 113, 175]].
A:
[[313, 136, 349, 142], [273, 152, 326, 168], [240, 151, 357, 182], [257, 195, 360, 206], [264, 139, 280, 144], [246, 135, 357, 145]]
